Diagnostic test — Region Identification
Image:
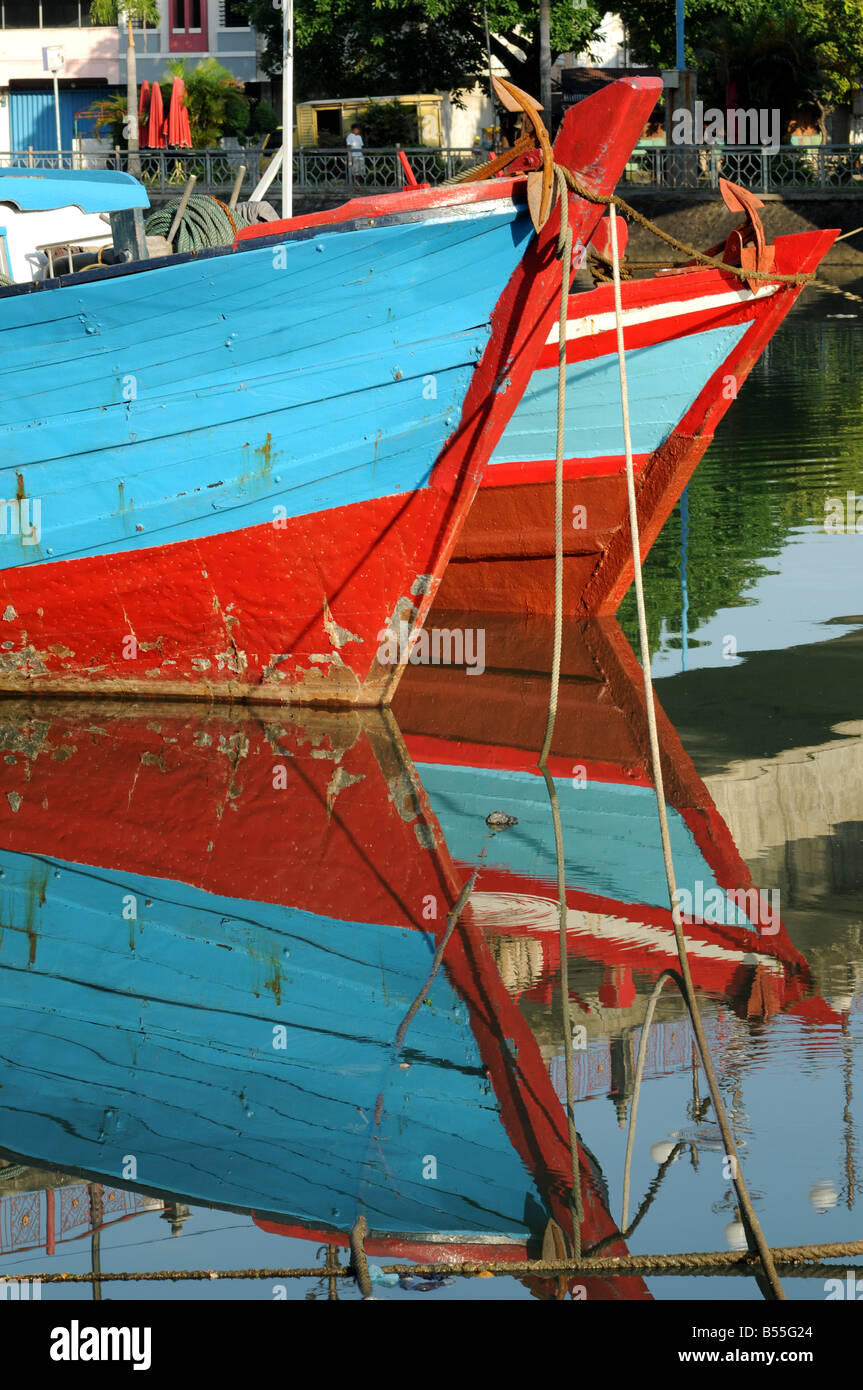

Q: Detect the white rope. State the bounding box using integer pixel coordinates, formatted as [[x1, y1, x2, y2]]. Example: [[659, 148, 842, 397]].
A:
[[607, 202, 785, 1302], [538, 165, 584, 1254]]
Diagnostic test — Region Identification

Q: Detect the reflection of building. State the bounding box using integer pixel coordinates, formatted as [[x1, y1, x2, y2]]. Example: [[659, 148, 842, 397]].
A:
[[0, 2, 259, 153], [705, 721, 863, 908], [547, 1011, 735, 1125], [704, 720, 863, 1011]]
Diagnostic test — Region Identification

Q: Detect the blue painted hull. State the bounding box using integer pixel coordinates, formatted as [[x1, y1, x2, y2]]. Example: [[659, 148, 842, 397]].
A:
[[0, 73, 667, 700], [490, 322, 749, 467], [0, 208, 529, 565], [0, 201, 543, 705]]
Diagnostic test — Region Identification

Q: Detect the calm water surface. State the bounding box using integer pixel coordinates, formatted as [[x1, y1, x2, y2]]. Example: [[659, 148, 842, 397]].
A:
[[0, 286, 861, 1302]]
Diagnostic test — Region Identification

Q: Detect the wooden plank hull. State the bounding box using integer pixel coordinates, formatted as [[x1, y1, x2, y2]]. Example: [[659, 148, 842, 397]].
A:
[[433, 229, 838, 617], [0, 78, 661, 705]]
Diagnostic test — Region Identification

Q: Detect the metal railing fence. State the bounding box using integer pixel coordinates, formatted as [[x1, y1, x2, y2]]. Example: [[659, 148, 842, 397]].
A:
[[2, 144, 862, 196]]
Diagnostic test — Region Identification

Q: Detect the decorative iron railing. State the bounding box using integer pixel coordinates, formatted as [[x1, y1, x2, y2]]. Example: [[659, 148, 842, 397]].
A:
[[2, 144, 862, 196], [0, 146, 488, 198], [622, 143, 863, 193]]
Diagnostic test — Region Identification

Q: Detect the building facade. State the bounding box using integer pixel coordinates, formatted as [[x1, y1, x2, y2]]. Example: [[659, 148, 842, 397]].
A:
[[0, 0, 260, 153]]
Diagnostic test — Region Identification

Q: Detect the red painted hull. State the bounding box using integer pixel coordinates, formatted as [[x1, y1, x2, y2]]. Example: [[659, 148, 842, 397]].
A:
[[432, 228, 838, 617], [0, 79, 662, 706]]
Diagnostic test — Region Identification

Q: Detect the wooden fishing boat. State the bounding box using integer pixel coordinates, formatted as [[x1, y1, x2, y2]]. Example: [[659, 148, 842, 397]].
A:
[[432, 191, 838, 617], [0, 168, 150, 283], [0, 697, 646, 1298], [0, 77, 659, 707]]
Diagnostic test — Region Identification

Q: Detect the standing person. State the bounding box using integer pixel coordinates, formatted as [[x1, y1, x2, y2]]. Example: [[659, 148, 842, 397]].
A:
[[346, 123, 365, 185]]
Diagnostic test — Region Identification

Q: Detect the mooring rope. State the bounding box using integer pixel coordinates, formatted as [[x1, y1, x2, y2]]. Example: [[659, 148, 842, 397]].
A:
[[621, 970, 684, 1230], [0, 1163, 29, 1181], [3, 1238, 859, 1283], [606, 200, 785, 1301], [144, 194, 252, 252], [557, 168, 813, 288], [536, 164, 585, 1256], [349, 1217, 374, 1299], [393, 871, 477, 1052]]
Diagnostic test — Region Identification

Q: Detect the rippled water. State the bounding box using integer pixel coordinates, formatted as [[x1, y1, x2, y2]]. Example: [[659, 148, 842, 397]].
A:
[[0, 288, 861, 1303]]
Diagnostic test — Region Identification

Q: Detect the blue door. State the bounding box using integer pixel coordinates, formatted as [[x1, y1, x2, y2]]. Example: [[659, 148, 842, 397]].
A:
[[9, 88, 119, 153]]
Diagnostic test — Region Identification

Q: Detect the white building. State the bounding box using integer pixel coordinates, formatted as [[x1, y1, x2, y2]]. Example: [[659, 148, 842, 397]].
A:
[[0, 1, 260, 155]]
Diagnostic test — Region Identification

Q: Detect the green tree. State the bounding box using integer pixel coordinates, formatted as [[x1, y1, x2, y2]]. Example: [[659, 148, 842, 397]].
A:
[[251, 98, 280, 140], [616, 0, 863, 137], [89, 0, 161, 172], [354, 98, 418, 145], [79, 90, 129, 148], [238, 0, 603, 111]]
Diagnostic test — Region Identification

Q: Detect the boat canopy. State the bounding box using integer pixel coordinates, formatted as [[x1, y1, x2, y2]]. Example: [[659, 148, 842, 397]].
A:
[[0, 167, 149, 214]]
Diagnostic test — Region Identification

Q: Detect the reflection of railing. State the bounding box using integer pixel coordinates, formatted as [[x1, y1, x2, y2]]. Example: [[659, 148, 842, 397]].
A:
[[0, 1180, 157, 1255], [0, 147, 488, 198], [622, 143, 863, 193], [548, 1010, 734, 1106]]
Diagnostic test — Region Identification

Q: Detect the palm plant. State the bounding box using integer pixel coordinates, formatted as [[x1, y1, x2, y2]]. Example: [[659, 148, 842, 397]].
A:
[[164, 57, 250, 147]]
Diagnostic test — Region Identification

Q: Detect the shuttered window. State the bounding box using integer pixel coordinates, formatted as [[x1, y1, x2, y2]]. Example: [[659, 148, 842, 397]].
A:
[[218, 0, 248, 27]]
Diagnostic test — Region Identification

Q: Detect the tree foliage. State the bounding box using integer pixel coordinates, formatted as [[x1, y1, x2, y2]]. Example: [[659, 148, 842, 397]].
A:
[[616, 0, 863, 126], [355, 98, 419, 144], [163, 57, 250, 146], [83, 58, 252, 147], [238, 0, 604, 102]]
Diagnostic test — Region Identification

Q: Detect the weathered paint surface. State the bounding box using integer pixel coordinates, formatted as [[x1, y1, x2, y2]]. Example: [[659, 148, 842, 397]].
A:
[[0, 77, 663, 703], [434, 228, 838, 617]]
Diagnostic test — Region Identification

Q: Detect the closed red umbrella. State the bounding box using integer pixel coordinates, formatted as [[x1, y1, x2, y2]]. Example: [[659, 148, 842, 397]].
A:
[[167, 78, 192, 148], [145, 80, 165, 149], [138, 81, 150, 123]]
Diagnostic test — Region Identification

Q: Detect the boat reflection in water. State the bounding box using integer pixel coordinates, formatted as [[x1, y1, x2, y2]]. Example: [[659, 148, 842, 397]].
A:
[[395, 616, 829, 1033], [0, 618, 841, 1298], [0, 687, 647, 1299]]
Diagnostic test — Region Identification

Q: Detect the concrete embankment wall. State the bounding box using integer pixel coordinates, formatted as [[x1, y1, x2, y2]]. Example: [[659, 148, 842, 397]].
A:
[[620, 194, 863, 270], [288, 190, 863, 273]]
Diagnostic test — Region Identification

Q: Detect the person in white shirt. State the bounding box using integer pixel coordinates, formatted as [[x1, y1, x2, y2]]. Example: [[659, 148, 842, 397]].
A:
[[346, 124, 365, 184]]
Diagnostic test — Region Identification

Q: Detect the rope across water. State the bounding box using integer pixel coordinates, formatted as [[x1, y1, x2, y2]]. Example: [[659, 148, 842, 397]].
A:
[[605, 198, 786, 1300]]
